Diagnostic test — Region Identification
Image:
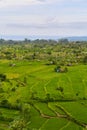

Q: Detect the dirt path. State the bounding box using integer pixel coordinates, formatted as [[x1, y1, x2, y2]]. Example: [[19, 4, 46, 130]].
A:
[[31, 103, 87, 129]]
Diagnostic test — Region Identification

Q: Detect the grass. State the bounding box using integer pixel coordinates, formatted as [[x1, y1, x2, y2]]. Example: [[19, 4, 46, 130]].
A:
[[0, 60, 87, 129]]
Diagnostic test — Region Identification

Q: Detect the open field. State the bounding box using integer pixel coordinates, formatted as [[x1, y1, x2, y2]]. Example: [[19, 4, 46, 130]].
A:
[[0, 41, 87, 129], [0, 59, 87, 129]]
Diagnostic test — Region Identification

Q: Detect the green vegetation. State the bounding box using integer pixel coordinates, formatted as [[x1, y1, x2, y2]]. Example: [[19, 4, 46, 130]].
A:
[[0, 39, 87, 129]]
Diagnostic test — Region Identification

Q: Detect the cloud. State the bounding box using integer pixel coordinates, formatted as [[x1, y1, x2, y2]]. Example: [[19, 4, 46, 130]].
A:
[[0, 0, 86, 8], [0, 0, 45, 7], [0, 0, 87, 37], [6, 21, 87, 31], [0, 0, 69, 7], [1, 21, 87, 36], [36, 0, 46, 2]]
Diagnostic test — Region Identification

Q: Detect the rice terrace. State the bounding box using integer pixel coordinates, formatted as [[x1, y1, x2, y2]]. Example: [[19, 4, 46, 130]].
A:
[[0, 39, 87, 130]]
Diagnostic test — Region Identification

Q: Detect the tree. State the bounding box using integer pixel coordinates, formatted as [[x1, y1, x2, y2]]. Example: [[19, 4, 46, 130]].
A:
[[9, 104, 31, 130], [58, 38, 69, 44], [83, 55, 87, 64], [56, 86, 64, 93], [54, 66, 68, 73], [0, 73, 6, 81]]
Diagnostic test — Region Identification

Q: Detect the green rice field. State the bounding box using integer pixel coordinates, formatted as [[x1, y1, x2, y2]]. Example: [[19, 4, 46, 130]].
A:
[[0, 59, 87, 130]]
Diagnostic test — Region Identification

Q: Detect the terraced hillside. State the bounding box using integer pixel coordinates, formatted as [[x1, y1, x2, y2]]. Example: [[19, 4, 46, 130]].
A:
[[0, 59, 87, 130]]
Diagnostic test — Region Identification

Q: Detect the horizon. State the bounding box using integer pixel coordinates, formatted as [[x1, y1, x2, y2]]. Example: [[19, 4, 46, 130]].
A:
[[1, 35, 87, 41]]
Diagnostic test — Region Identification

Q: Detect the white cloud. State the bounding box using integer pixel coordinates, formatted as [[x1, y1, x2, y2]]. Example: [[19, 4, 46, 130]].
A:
[[0, 0, 85, 7], [0, 0, 45, 7], [0, 0, 87, 37], [0, 15, 48, 25], [0, 0, 65, 7]]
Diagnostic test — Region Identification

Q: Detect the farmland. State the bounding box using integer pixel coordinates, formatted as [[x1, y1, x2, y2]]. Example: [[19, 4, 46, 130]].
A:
[[0, 39, 87, 129]]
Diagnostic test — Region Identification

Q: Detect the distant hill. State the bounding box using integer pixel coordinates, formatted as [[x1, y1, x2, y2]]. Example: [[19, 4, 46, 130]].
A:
[[67, 36, 87, 41], [1, 35, 87, 41]]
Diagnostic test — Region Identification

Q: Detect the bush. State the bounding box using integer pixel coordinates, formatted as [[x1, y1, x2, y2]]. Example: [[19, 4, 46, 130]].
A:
[[11, 87, 16, 92], [0, 73, 6, 81], [0, 87, 4, 93], [56, 86, 64, 92], [54, 66, 68, 73], [0, 99, 11, 108], [54, 66, 61, 72]]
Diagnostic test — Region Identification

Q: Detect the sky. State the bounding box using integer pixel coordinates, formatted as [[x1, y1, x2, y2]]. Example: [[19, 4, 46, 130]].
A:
[[0, 0, 87, 39]]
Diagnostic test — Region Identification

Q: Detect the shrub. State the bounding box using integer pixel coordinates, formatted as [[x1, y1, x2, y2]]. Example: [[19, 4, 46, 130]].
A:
[[0, 87, 4, 93], [0, 73, 6, 81], [56, 86, 64, 92], [11, 87, 16, 92], [0, 99, 11, 108], [54, 66, 61, 72], [54, 66, 68, 73]]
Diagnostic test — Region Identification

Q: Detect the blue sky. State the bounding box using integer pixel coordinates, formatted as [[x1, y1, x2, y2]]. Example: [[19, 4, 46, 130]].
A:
[[0, 0, 87, 38]]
